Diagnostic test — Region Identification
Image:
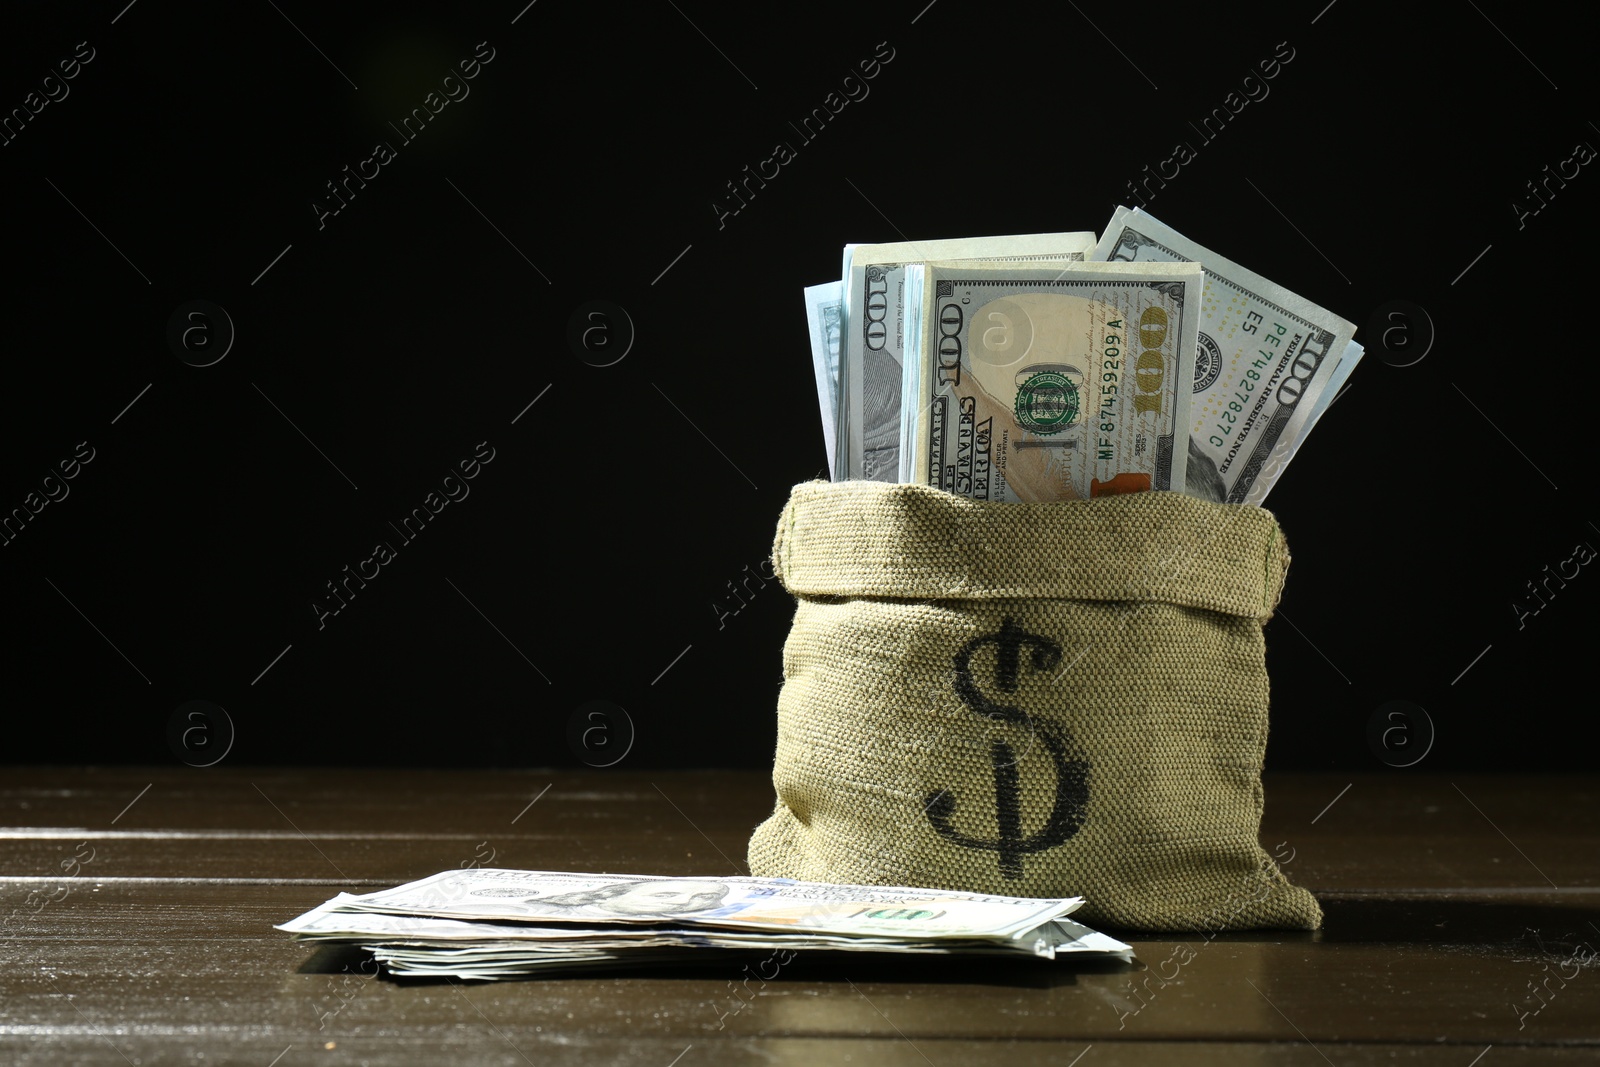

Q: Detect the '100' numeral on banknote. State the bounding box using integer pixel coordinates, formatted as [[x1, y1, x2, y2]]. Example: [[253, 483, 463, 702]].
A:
[[1090, 206, 1357, 505]]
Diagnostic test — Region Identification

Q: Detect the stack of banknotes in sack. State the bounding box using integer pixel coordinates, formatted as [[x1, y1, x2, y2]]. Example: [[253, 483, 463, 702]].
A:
[[278, 868, 1132, 980], [804, 206, 1362, 504]]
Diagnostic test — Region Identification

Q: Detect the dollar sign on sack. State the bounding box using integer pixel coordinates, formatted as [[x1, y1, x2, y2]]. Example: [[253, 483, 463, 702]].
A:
[[924, 616, 1090, 879]]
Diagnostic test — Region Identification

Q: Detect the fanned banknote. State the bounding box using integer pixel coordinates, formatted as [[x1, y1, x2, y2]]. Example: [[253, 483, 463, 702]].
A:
[[1299, 339, 1363, 449], [1091, 206, 1356, 505], [803, 281, 844, 475], [898, 261, 1202, 501], [276, 868, 1133, 980], [840, 232, 1096, 482], [1233, 337, 1364, 504]]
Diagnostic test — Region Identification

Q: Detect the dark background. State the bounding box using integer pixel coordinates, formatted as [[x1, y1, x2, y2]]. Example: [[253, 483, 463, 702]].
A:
[[0, 0, 1591, 771]]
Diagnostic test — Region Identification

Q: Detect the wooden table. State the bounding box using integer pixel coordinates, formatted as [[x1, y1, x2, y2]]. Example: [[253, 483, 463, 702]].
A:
[[3, 769, 1597, 1064]]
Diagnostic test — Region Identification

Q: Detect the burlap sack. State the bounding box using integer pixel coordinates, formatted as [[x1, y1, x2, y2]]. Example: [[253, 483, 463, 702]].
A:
[[747, 480, 1321, 931]]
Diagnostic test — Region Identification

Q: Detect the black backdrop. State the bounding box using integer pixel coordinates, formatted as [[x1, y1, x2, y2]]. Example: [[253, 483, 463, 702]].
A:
[[1, 0, 1592, 771]]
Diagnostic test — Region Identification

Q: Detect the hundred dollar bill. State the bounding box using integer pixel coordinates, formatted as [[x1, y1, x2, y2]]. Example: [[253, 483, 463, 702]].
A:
[[1092, 206, 1356, 504], [804, 281, 845, 475], [277, 871, 1133, 980], [362, 915, 1130, 979], [364, 920, 1133, 979], [328, 867, 1086, 940], [280, 894, 1125, 958], [1235, 338, 1363, 504], [842, 232, 1096, 482], [898, 261, 1201, 500], [1301, 339, 1362, 441]]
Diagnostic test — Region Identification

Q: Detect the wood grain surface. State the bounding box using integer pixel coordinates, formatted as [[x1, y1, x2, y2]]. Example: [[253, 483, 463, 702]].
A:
[[3, 768, 1597, 1064]]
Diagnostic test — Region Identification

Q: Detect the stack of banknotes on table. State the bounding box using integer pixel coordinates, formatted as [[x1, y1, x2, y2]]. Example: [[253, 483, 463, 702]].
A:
[[278, 868, 1132, 980], [804, 205, 1363, 504]]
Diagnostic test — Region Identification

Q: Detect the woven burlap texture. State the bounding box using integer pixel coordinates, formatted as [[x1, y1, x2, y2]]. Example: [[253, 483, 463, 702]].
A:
[[747, 480, 1322, 931]]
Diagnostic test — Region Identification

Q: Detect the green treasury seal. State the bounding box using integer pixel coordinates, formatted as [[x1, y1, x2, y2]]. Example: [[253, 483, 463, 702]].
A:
[[1195, 330, 1222, 393], [1013, 371, 1080, 435]]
